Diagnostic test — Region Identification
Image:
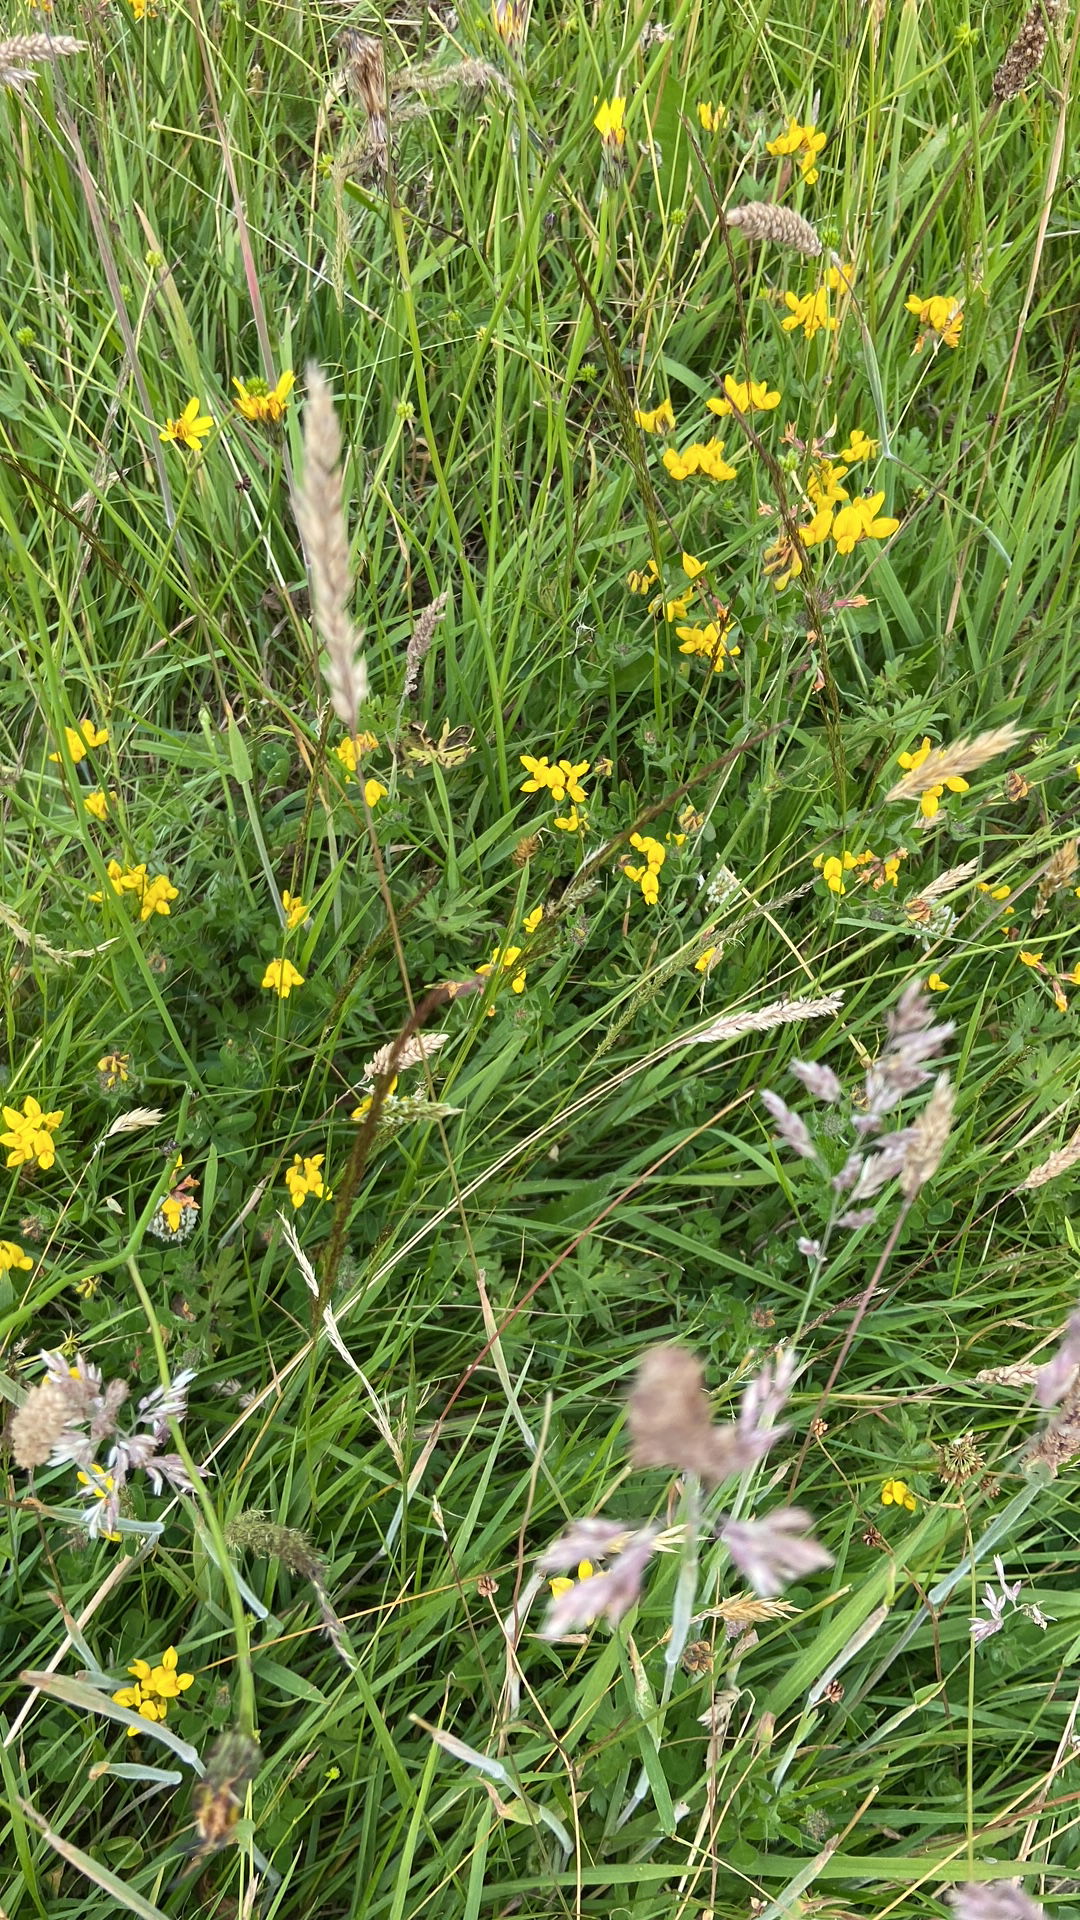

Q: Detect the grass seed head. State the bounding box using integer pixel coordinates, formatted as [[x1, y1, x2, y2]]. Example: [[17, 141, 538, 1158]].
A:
[[0, 34, 86, 90], [992, 0, 1057, 100], [294, 365, 368, 730], [725, 200, 822, 256]]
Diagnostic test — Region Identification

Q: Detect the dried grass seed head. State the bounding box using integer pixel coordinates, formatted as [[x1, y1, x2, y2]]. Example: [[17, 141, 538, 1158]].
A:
[[627, 1344, 794, 1484], [293, 365, 368, 730], [899, 1071, 956, 1198], [992, 0, 1057, 100], [0, 33, 86, 90], [885, 723, 1027, 802], [725, 201, 823, 257]]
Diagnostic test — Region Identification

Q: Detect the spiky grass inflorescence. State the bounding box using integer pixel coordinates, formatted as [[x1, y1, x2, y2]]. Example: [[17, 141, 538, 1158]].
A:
[[992, 0, 1057, 100], [1031, 837, 1078, 919], [1016, 1126, 1080, 1191], [725, 201, 822, 256], [885, 723, 1027, 802], [293, 365, 368, 731], [402, 590, 449, 701], [900, 1071, 956, 1197], [686, 991, 844, 1046], [0, 34, 86, 91], [226, 1511, 352, 1666]]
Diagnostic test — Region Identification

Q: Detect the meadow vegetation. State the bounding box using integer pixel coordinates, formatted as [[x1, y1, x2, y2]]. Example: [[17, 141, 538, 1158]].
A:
[[1, 0, 1080, 1912]]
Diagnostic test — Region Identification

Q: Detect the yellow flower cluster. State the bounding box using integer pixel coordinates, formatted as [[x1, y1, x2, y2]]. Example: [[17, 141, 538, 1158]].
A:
[[520, 755, 589, 805], [285, 1153, 329, 1208], [706, 375, 781, 418], [813, 847, 904, 895], [282, 890, 309, 932], [232, 371, 295, 425], [676, 616, 740, 674], [880, 1478, 917, 1512], [802, 490, 899, 556], [1, 1095, 63, 1170], [49, 718, 108, 764], [782, 288, 837, 341], [906, 293, 963, 350], [84, 789, 115, 821], [662, 439, 737, 483], [627, 557, 660, 595], [0, 1239, 32, 1276], [90, 861, 178, 920], [766, 117, 827, 184], [896, 738, 970, 819], [633, 399, 675, 434], [477, 907, 544, 1007], [624, 832, 666, 906], [113, 1646, 194, 1736], [333, 733, 387, 809]]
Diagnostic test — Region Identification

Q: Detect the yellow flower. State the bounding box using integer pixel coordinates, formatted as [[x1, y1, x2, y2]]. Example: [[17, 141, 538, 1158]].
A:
[[978, 881, 1012, 902], [137, 874, 178, 921], [634, 399, 675, 434], [0, 1239, 32, 1276], [838, 428, 879, 463], [706, 375, 781, 417], [681, 552, 706, 578], [333, 732, 379, 778], [491, 0, 527, 48], [97, 1052, 130, 1090], [807, 460, 849, 508], [781, 288, 838, 341], [113, 1644, 194, 1735], [285, 1153, 329, 1208], [363, 778, 388, 809], [661, 594, 691, 623], [593, 97, 626, 146], [262, 957, 305, 998], [523, 906, 544, 935], [926, 973, 949, 992], [661, 439, 737, 482], [624, 832, 666, 906], [553, 805, 587, 831], [49, 719, 108, 764], [1, 1095, 63, 1171], [895, 737, 967, 818], [694, 947, 718, 973], [880, 1478, 916, 1512], [813, 848, 872, 896], [83, 789, 111, 821], [351, 1074, 399, 1121], [905, 293, 963, 350], [1019, 950, 1044, 968], [159, 397, 214, 449], [830, 492, 900, 555], [628, 559, 659, 594], [799, 504, 835, 548], [129, 0, 155, 20], [477, 943, 527, 994], [675, 618, 740, 673], [550, 1558, 594, 1598], [696, 101, 724, 132], [762, 533, 802, 590], [231, 371, 296, 425], [766, 117, 828, 184], [282, 891, 309, 931]]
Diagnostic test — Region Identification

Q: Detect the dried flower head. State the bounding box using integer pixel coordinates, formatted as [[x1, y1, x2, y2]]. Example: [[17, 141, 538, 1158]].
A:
[[1032, 838, 1078, 919], [293, 365, 368, 730], [992, 0, 1057, 100], [725, 201, 822, 256], [628, 1345, 796, 1484], [11, 1350, 194, 1535]]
